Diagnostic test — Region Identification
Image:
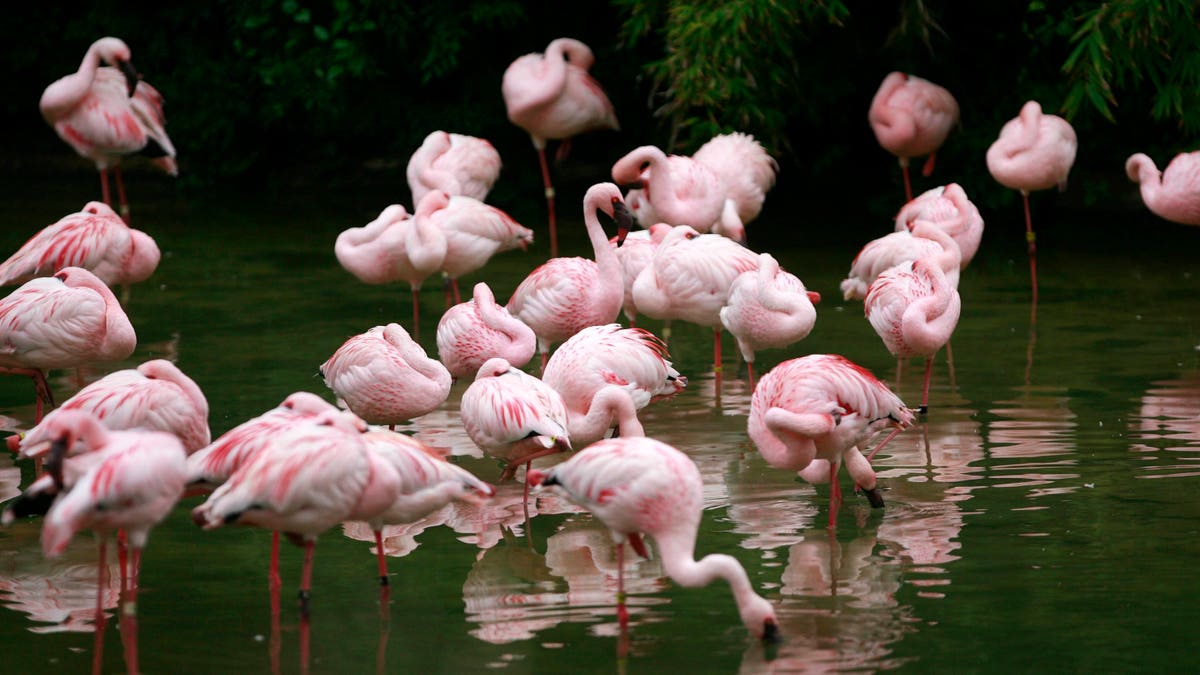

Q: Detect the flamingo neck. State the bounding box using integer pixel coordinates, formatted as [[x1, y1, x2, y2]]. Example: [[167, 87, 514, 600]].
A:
[[567, 386, 643, 447]]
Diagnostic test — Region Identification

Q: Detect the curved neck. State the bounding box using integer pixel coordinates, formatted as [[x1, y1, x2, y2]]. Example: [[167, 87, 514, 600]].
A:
[[752, 408, 831, 471], [385, 325, 449, 387], [911, 222, 962, 273], [567, 386, 643, 445], [1011, 102, 1043, 152], [583, 197, 621, 280], [902, 264, 960, 353], [475, 285, 531, 340], [653, 530, 765, 624]]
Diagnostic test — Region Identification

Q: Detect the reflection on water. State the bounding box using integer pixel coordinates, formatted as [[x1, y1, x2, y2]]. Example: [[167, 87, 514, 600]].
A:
[[0, 543, 119, 634], [985, 386, 1079, 498], [1131, 375, 1200, 479]]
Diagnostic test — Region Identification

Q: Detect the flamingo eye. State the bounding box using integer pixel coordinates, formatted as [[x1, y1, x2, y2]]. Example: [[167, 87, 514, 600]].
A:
[[685, 232, 697, 240]]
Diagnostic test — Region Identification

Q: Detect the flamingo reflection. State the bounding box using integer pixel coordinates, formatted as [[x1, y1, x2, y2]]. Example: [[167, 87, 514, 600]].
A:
[[1131, 375, 1200, 479], [986, 387, 1080, 498]]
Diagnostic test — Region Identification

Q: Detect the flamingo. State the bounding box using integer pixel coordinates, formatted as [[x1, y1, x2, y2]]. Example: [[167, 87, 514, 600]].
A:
[[432, 195, 533, 305], [719, 253, 820, 389], [1125, 151, 1200, 226], [986, 100, 1077, 311], [406, 130, 502, 205], [40, 37, 177, 222], [630, 225, 759, 385], [0, 202, 160, 301], [0, 267, 136, 423], [747, 354, 915, 529], [334, 195, 448, 339], [185, 391, 339, 595], [542, 324, 686, 447], [356, 429, 495, 585], [320, 323, 452, 429], [864, 246, 962, 413], [868, 72, 959, 200], [893, 183, 985, 267], [609, 223, 671, 326], [459, 357, 570, 489], [506, 183, 630, 370], [435, 282, 536, 380], [502, 38, 620, 257], [11, 359, 209, 458], [6, 410, 186, 675], [192, 409, 395, 614], [691, 132, 779, 242], [840, 220, 962, 301], [526, 436, 779, 639], [610, 145, 726, 234]]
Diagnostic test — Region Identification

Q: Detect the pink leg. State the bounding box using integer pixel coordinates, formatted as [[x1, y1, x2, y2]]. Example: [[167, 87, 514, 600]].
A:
[[118, 529, 129, 593], [827, 462, 842, 530], [299, 540, 315, 618], [539, 350, 548, 376], [747, 361, 757, 391], [945, 339, 956, 389], [1, 367, 55, 423], [115, 165, 130, 223], [921, 152, 938, 178], [122, 547, 141, 675], [1022, 191, 1038, 320], [920, 355, 934, 414], [900, 159, 913, 202], [866, 426, 905, 463], [269, 531, 282, 593], [93, 538, 109, 675], [374, 529, 389, 586], [100, 168, 112, 207], [713, 327, 723, 402], [536, 147, 558, 258], [615, 541, 628, 629]]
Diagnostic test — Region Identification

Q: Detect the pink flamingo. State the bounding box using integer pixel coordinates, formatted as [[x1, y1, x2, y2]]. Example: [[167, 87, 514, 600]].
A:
[[893, 183, 985, 267], [334, 195, 448, 339], [433, 195, 533, 305], [691, 132, 779, 241], [630, 225, 759, 386], [24, 410, 186, 675], [435, 282, 536, 380], [868, 72, 959, 200], [502, 38, 619, 257], [12, 359, 209, 458], [406, 130, 502, 205], [185, 391, 338, 595], [526, 436, 779, 639], [507, 183, 630, 370], [1125, 151, 1200, 226], [320, 323, 452, 429], [542, 324, 686, 447], [986, 100, 1077, 311], [356, 429, 495, 585], [864, 245, 962, 413], [192, 409, 396, 614], [0, 267, 136, 423], [0, 202, 160, 301], [610, 145, 726, 234], [459, 357, 570, 486], [609, 223, 671, 326], [719, 253, 820, 389], [840, 220, 962, 301], [40, 37, 177, 222], [747, 354, 914, 529]]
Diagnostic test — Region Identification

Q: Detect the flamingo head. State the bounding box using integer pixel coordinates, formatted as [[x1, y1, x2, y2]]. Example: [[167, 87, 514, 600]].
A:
[[118, 59, 140, 97], [612, 197, 633, 247]]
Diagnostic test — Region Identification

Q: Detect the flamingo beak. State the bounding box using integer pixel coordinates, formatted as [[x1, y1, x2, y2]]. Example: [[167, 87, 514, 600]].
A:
[[45, 437, 70, 490], [807, 291, 822, 304], [761, 619, 781, 643], [613, 201, 633, 247], [118, 60, 140, 97]]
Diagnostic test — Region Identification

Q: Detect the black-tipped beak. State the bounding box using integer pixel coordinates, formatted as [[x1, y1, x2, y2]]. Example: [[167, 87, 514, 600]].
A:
[[46, 437, 69, 490], [613, 200, 633, 247], [616, 180, 645, 192], [118, 60, 140, 97], [761, 619, 781, 643]]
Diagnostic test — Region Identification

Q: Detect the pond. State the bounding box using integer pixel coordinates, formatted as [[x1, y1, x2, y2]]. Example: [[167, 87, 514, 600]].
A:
[[0, 169, 1197, 674]]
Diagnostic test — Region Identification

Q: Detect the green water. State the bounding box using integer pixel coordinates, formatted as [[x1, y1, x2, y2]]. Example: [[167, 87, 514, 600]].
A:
[[0, 173, 1198, 674]]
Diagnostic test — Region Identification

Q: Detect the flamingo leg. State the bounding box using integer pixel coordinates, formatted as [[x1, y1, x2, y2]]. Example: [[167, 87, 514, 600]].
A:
[[536, 146, 559, 258], [615, 541, 629, 629], [374, 529, 389, 586], [1022, 190, 1039, 319], [452, 278, 462, 305], [920, 355, 934, 415], [899, 158, 913, 202], [114, 165, 130, 223], [0, 367, 55, 424], [299, 540, 315, 618], [117, 529, 129, 593], [827, 462, 842, 530], [713, 327, 723, 401], [747, 361, 757, 391], [921, 152, 938, 178], [945, 339, 956, 389], [122, 546, 141, 675], [865, 426, 905, 463], [93, 537, 109, 675], [269, 531, 282, 593], [99, 168, 112, 208]]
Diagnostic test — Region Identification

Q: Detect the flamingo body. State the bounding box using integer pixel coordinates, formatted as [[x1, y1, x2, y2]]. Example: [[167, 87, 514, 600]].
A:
[[434, 195, 533, 287], [864, 258, 961, 360], [1126, 152, 1200, 226], [501, 38, 618, 147], [869, 72, 959, 165], [360, 430, 495, 528], [840, 221, 962, 301], [527, 437, 779, 640], [335, 199, 446, 289], [986, 101, 1077, 193], [692, 133, 778, 240], [436, 282, 536, 379], [321, 323, 451, 426], [611, 146, 726, 233], [893, 184, 984, 267], [609, 224, 671, 324], [631, 225, 759, 328], [719, 253, 819, 365], [406, 131, 501, 205], [0, 202, 159, 288]]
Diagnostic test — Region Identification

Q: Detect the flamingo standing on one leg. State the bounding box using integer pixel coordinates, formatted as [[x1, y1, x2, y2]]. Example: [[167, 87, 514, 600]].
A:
[[432, 195, 533, 305], [868, 72, 959, 201], [320, 323, 452, 429], [406, 130, 502, 205], [719, 253, 820, 389], [747, 354, 915, 529], [840, 220, 962, 302], [542, 324, 686, 447], [0, 267, 136, 423], [506, 183, 630, 370], [864, 247, 962, 413], [40, 37, 177, 222], [334, 196, 448, 340], [11, 359, 209, 458], [986, 100, 1077, 314], [630, 225, 759, 392], [502, 38, 619, 258], [0, 202, 160, 303], [1125, 151, 1200, 226], [893, 183, 985, 268], [526, 436, 779, 639], [459, 358, 570, 506], [436, 282, 536, 380]]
